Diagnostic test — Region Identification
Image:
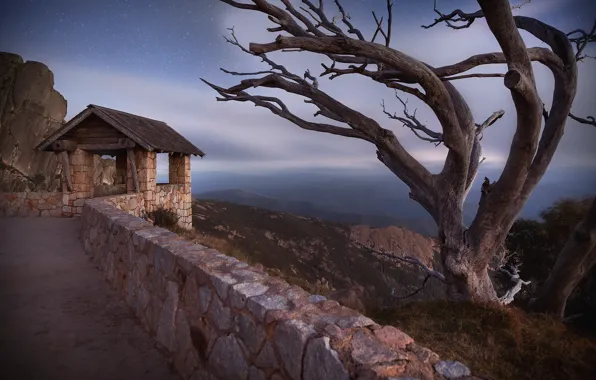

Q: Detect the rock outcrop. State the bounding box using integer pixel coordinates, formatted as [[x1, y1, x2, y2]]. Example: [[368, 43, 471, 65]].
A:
[[0, 52, 67, 191], [93, 155, 116, 185], [350, 224, 438, 268]]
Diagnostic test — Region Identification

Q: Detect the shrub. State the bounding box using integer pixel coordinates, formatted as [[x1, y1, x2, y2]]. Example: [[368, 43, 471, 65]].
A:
[[148, 206, 179, 229]]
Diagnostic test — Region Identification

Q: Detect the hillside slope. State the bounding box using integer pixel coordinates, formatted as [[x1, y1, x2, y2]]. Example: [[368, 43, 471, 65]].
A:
[[189, 199, 445, 309]]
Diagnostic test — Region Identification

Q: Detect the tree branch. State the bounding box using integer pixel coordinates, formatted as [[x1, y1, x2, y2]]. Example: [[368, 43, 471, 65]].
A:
[[442, 73, 505, 81], [202, 78, 371, 141], [569, 113, 596, 127], [381, 92, 443, 145], [567, 20, 596, 61], [208, 26, 438, 217], [476, 109, 505, 135], [498, 262, 531, 305], [421, 0, 484, 30], [462, 109, 505, 200], [352, 240, 447, 282], [249, 34, 467, 157], [371, 0, 394, 47], [421, 0, 530, 30]]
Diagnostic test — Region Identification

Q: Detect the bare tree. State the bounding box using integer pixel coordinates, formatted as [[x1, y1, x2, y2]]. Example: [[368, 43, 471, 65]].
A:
[[203, 0, 595, 302]]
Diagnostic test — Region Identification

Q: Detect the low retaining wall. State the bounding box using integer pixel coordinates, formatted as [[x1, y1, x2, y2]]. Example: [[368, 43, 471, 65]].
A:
[[81, 195, 474, 380], [0, 191, 63, 217], [103, 193, 146, 218]]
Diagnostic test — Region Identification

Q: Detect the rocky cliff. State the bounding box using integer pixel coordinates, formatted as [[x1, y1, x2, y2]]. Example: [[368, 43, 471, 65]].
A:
[[0, 52, 67, 191]]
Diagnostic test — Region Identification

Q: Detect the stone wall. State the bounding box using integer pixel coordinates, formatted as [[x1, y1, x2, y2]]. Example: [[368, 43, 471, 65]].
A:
[[81, 195, 474, 380], [0, 191, 62, 217], [156, 184, 192, 230], [102, 193, 146, 218]]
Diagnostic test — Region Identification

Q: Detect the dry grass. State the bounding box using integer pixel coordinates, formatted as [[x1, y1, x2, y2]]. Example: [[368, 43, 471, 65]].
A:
[[169, 228, 334, 296], [372, 301, 596, 380]]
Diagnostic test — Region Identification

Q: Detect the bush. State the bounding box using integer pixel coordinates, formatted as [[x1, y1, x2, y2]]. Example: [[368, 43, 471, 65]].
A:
[[505, 197, 596, 328], [148, 206, 179, 229]]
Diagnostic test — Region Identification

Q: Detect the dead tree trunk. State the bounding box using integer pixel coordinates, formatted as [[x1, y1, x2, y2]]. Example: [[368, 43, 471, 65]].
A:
[[531, 197, 596, 318]]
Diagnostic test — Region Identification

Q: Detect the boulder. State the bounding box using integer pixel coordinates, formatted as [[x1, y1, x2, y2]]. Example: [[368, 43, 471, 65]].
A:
[[0, 52, 67, 191], [93, 155, 116, 185]]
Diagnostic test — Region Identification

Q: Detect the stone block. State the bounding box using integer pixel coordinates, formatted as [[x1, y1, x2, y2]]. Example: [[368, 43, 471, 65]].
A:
[[246, 294, 289, 322], [350, 330, 398, 366], [255, 341, 278, 369], [303, 337, 349, 380], [235, 313, 266, 355], [156, 281, 179, 351], [373, 326, 414, 352], [209, 294, 233, 331], [210, 272, 238, 301], [248, 366, 266, 380], [208, 335, 248, 380], [274, 320, 316, 380], [198, 285, 212, 315]]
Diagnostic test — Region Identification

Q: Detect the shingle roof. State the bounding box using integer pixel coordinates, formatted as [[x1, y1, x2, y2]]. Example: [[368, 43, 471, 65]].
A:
[[36, 104, 205, 156]]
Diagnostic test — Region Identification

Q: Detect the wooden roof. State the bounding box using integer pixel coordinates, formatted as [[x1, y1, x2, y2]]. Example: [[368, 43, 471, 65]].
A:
[[36, 104, 205, 156]]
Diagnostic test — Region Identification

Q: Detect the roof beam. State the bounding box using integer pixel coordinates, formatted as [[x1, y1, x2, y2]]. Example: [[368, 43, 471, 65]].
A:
[[78, 138, 136, 151], [50, 139, 77, 152]]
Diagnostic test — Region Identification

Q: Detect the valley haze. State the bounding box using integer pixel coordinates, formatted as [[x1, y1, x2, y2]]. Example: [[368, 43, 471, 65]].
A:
[[180, 165, 596, 237]]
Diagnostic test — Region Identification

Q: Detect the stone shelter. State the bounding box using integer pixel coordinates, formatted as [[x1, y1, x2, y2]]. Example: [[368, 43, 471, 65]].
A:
[[35, 104, 204, 229]]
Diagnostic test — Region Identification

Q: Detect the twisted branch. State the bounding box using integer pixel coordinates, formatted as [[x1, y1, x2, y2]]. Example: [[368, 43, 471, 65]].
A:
[[381, 92, 443, 145]]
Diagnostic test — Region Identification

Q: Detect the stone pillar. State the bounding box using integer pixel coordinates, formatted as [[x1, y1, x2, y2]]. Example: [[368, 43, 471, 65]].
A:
[[168, 153, 192, 230], [127, 149, 156, 213], [62, 148, 94, 217]]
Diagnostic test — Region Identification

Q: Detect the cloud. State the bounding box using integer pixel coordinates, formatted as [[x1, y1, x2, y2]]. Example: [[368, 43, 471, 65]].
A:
[[46, 1, 596, 179]]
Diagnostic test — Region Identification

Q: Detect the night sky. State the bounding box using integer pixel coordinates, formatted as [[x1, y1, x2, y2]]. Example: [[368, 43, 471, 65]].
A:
[[1, 0, 595, 179]]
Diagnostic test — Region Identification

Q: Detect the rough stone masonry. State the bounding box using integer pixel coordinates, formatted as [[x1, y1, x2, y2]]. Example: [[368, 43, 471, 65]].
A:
[[80, 194, 478, 380]]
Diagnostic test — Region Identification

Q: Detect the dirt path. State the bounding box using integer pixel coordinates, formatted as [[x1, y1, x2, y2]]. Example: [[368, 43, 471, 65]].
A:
[[0, 217, 180, 380]]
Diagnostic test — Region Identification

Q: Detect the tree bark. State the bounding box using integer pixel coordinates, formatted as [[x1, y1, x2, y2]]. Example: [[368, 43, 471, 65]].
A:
[[440, 244, 497, 302], [531, 197, 596, 318]]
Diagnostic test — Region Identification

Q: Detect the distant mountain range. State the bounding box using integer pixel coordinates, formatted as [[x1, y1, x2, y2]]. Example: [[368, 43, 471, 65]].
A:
[[190, 166, 596, 237], [196, 188, 438, 236]]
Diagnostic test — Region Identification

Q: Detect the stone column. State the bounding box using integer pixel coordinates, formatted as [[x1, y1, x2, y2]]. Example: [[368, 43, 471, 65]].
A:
[[168, 154, 192, 230], [126, 149, 156, 213], [62, 148, 94, 217]]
